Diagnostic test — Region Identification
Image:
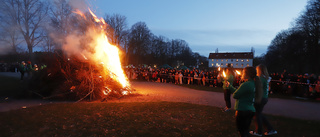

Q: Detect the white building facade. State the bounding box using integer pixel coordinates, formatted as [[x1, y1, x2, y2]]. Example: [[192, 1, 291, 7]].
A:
[[208, 52, 254, 68]]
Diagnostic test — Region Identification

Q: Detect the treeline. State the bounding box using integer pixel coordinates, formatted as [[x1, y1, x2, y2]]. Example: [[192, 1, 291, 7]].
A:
[[0, 0, 207, 68], [259, 0, 320, 74]]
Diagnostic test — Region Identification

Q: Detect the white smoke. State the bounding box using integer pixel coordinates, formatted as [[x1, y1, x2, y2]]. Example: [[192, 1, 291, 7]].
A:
[[49, 0, 91, 58], [62, 33, 83, 56], [0, 43, 13, 55], [68, 0, 88, 11]]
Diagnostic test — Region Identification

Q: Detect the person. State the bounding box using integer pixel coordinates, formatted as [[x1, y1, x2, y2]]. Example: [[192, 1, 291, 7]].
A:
[[33, 64, 39, 71], [179, 72, 183, 84], [26, 61, 33, 79], [250, 64, 277, 136], [222, 66, 234, 111], [315, 80, 320, 98], [226, 67, 257, 137], [19, 61, 26, 80], [174, 72, 179, 84]]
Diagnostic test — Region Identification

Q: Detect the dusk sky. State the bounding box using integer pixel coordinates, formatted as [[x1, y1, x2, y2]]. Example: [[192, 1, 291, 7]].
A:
[[87, 0, 309, 57]]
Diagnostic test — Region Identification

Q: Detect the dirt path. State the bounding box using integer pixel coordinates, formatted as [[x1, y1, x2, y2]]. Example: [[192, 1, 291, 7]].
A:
[[129, 81, 320, 121], [1, 72, 319, 121]]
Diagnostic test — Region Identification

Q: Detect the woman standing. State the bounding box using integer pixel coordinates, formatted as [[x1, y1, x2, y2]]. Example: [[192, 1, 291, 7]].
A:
[[226, 67, 257, 137], [250, 64, 277, 136], [223, 67, 234, 111]]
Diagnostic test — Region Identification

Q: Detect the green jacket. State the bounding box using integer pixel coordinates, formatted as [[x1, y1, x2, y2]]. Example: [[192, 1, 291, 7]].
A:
[[27, 64, 33, 72], [223, 74, 234, 89], [229, 79, 255, 112], [19, 64, 26, 72], [260, 76, 271, 98]]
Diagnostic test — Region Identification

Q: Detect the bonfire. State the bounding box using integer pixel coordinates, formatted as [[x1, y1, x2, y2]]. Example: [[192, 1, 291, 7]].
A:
[[50, 8, 133, 101]]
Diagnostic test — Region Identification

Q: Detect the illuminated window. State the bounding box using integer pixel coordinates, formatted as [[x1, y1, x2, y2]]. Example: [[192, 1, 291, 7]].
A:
[[241, 64, 244, 67], [212, 59, 214, 62], [226, 59, 228, 62], [216, 63, 219, 66], [216, 59, 218, 62], [221, 63, 223, 66], [236, 59, 238, 62], [241, 59, 244, 62], [236, 64, 238, 66], [211, 63, 214, 66], [226, 63, 228, 66], [221, 59, 223, 62], [247, 59, 249, 62], [231, 63, 233, 66], [247, 64, 249, 66]]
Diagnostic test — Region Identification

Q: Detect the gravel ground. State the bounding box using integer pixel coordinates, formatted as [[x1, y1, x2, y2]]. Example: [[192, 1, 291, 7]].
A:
[[1, 72, 320, 121]]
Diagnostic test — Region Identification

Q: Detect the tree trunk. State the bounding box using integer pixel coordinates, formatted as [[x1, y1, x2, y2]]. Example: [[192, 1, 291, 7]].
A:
[[28, 43, 34, 62]]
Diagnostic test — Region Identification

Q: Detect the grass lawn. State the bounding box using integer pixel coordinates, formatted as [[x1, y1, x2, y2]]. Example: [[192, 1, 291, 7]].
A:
[[0, 102, 319, 137], [0, 75, 27, 97]]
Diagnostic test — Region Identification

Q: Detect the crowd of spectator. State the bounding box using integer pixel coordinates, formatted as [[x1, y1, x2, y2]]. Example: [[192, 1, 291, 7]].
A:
[[269, 70, 320, 99], [125, 67, 320, 99], [0, 62, 19, 72], [125, 67, 241, 88], [1, 62, 319, 99]]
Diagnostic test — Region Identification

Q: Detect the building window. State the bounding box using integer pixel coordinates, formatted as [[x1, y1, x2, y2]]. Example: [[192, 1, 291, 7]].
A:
[[221, 59, 223, 62], [211, 63, 214, 66], [216, 63, 219, 66], [247, 64, 249, 67], [241, 59, 244, 62], [231, 59, 233, 62], [236, 63, 238, 66], [241, 64, 244, 67], [231, 63, 233, 66], [226, 63, 228, 66], [236, 59, 238, 62], [247, 59, 249, 62], [221, 63, 223, 66], [226, 59, 228, 62], [216, 59, 218, 62], [212, 59, 214, 62]]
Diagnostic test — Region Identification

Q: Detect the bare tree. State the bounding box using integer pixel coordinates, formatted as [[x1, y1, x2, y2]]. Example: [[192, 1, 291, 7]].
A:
[[1, 0, 49, 59], [40, 34, 55, 52], [295, 0, 320, 73], [0, 23, 23, 54], [150, 35, 169, 61], [104, 14, 128, 50], [49, 0, 72, 40], [0, 0, 23, 54], [128, 22, 152, 65]]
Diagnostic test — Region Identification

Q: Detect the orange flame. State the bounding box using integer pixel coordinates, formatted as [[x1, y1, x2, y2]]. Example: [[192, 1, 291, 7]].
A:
[[74, 8, 130, 90], [223, 70, 226, 78], [236, 70, 241, 75], [73, 9, 86, 19]]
